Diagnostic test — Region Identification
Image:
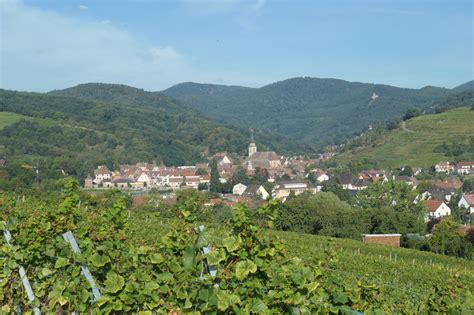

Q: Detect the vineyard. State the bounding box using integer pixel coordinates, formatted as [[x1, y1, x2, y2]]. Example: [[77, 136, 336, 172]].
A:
[[1, 181, 473, 313]]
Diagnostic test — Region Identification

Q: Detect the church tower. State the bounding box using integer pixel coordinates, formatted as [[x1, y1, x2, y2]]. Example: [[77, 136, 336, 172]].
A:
[[248, 129, 257, 157]]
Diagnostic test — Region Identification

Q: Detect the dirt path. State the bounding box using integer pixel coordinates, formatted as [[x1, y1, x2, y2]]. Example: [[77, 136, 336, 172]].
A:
[[401, 121, 414, 133]]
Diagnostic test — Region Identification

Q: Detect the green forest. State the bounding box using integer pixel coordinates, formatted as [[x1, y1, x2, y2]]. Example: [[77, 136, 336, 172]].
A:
[[163, 77, 469, 149]]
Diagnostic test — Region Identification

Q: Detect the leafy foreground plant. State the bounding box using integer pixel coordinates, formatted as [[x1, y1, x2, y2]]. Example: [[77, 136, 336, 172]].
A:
[[1, 179, 473, 313]]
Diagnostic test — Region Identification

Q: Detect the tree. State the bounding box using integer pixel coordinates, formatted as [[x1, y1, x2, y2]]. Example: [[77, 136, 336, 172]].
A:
[[231, 165, 249, 185], [355, 181, 425, 215], [276, 192, 366, 239], [429, 218, 472, 258], [462, 178, 474, 193], [251, 167, 269, 185], [209, 160, 220, 193], [197, 182, 208, 191], [362, 207, 425, 235], [399, 166, 413, 177], [403, 108, 421, 121], [321, 179, 352, 202]]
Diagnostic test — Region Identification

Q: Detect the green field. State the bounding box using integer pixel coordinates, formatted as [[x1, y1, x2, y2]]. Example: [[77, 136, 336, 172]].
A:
[[334, 107, 474, 168], [128, 211, 474, 306]]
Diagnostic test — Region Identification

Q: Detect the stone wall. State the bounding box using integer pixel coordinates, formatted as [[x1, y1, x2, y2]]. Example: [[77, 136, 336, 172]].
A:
[[362, 234, 401, 247]]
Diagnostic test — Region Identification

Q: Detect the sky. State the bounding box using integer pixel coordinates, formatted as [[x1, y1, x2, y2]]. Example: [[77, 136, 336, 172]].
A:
[[0, 0, 472, 92]]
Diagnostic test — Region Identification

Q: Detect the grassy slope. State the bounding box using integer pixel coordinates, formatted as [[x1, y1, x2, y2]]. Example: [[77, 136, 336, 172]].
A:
[[0, 112, 32, 129], [128, 212, 474, 305], [0, 111, 92, 131], [334, 107, 474, 168]]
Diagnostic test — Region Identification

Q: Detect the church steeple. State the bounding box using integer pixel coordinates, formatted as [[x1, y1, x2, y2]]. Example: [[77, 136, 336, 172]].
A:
[[248, 128, 257, 157]]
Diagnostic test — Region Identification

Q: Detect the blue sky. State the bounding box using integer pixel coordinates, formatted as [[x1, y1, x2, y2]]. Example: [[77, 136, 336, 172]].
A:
[[1, 0, 472, 92]]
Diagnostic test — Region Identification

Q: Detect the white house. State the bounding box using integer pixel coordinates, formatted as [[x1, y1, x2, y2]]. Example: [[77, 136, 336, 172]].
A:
[[137, 172, 151, 187], [455, 161, 474, 175], [168, 176, 183, 189], [232, 183, 248, 196], [184, 175, 201, 189], [94, 165, 111, 184], [458, 194, 474, 214], [309, 170, 329, 182], [424, 200, 451, 221], [435, 161, 454, 174], [243, 185, 270, 200]]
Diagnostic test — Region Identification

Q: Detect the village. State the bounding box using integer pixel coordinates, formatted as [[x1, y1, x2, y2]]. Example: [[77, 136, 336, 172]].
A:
[[84, 137, 474, 225]]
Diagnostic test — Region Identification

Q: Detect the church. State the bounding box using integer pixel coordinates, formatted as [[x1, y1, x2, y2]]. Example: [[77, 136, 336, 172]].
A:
[[244, 134, 281, 173]]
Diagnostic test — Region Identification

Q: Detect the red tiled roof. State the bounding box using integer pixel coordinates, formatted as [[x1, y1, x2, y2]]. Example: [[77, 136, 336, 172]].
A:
[[463, 194, 474, 206], [432, 177, 463, 190], [455, 161, 474, 168], [424, 200, 444, 212]]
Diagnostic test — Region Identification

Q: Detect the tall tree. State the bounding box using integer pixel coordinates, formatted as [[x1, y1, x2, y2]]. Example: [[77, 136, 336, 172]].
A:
[[430, 218, 472, 258], [209, 160, 220, 193]]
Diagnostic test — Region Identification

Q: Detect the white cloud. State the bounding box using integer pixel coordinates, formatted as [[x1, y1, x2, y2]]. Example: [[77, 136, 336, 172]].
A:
[[78, 4, 88, 10], [0, 0, 199, 91]]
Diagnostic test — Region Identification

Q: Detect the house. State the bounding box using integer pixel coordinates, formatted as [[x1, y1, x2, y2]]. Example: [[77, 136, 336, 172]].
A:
[[392, 175, 417, 187], [184, 175, 201, 189], [338, 174, 355, 190], [273, 181, 318, 200], [424, 200, 451, 221], [232, 183, 248, 196], [112, 177, 133, 189], [455, 161, 474, 175], [362, 234, 401, 247], [458, 194, 474, 214], [199, 175, 210, 185], [242, 185, 269, 200], [435, 161, 454, 174], [310, 170, 329, 182], [211, 153, 234, 167], [102, 180, 113, 188], [337, 173, 369, 191], [168, 176, 184, 189], [136, 172, 151, 187], [419, 187, 456, 203], [351, 178, 369, 191], [94, 165, 111, 183]]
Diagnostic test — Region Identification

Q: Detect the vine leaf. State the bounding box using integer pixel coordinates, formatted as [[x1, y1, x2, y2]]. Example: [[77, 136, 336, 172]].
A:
[[235, 259, 257, 280], [104, 271, 125, 293], [90, 253, 111, 267], [222, 235, 242, 252]]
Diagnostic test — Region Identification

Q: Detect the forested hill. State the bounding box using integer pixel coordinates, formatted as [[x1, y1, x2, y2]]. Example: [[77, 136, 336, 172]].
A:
[[0, 88, 299, 184], [453, 80, 474, 93], [48, 83, 304, 153], [50, 83, 187, 113], [163, 77, 463, 149]]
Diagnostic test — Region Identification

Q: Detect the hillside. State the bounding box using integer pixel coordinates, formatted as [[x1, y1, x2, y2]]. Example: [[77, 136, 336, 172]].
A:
[[453, 80, 474, 93], [163, 77, 456, 149], [49, 83, 305, 154], [0, 88, 297, 183], [334, 107, 474, 169]]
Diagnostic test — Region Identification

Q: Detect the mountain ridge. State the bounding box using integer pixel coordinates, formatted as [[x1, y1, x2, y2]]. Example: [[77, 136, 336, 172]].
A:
[[163, 77, 461, 149]]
